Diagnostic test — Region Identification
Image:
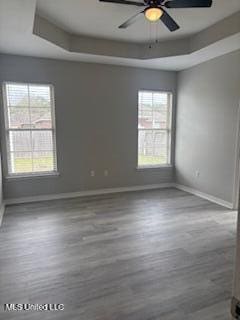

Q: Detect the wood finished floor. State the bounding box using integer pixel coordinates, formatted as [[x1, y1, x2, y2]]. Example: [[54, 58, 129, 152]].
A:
[[0, 188, 237, 320]]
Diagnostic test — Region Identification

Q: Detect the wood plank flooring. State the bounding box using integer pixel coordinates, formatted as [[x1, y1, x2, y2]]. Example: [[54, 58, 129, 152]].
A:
[[0, 188, 237, 320]]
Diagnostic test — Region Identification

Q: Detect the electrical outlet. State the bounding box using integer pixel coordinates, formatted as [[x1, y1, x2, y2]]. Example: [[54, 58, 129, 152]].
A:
[[195, 170, 200, 178], [90, 170, 95, 177], [104, 170, 108, 177]]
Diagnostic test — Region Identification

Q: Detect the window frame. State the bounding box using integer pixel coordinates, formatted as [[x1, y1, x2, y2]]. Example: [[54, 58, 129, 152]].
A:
[[2, 81, 58, 178], [137, 89, 173, 169]]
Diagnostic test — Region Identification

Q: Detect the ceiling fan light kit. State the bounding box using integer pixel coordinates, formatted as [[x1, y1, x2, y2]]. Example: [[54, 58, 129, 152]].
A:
[[145, 7, 163, 22], [99, 0, 213, 31]]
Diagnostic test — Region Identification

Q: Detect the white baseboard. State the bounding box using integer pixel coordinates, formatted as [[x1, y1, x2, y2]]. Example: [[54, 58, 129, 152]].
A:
[[5, 183, 175, 205], [175, 184, 234, 209], [4, 182, 234, 210], [0, 203, 5, 226]]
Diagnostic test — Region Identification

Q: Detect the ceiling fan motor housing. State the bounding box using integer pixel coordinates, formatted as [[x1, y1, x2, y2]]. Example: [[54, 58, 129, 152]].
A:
[[144, 0, 165, 5]]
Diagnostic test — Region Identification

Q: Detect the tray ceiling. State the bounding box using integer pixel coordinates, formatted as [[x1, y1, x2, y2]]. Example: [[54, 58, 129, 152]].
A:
[[37, 0, 240, 43]]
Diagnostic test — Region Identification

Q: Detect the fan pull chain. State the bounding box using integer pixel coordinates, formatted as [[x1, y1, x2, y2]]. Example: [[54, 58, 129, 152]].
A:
[[148, 21, 159, 48], [155, 21, 158, 44], [148, 22, 152, 49]]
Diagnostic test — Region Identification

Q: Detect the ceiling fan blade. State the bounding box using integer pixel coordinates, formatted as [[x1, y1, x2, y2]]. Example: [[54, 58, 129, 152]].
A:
[[99, 0, 145, 7], [160, 9, 180, 32], [119, 10, 144, 28], [165, 0, 212, 8]]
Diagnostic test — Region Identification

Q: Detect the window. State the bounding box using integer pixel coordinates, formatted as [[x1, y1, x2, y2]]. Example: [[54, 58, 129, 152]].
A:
[[3, 82, 57, 176], [138, 90, 172, 167]]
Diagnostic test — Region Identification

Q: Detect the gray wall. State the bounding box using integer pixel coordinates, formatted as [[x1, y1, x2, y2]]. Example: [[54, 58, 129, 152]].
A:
[[175, 50, 240, 203], [233, 210, 240, 302], [0, 150, 3, 211], [0, 54, 177, 200]]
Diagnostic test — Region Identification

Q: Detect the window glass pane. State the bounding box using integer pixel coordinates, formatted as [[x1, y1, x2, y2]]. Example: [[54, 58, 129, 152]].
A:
[[30, 108, 52, 129], [138, 91, 172, 167], [152, 92, 168, 107], [138, 130, 168, 166], [9, 131, 32, 152], [138, 92, 170, 130], [154, 131, 168, 163], [138, 91, 153, 107], [8, 107, 31, 129], [138, 91, 153, 129], [29, 85, 51, 107], [138, 107, 153, 129], [33, 151, 54, 172], [32, 131, 53, 151], [152, 92, 169, 129], [6, 84, 29, 107], [153, 107, 168, 129], [4, 83, 57, 176], [9, 152, 33, 174]]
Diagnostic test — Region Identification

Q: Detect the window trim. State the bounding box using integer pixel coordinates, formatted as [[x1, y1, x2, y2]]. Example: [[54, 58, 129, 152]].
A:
[[2, 82, 58, 178], [137, 89, 173, 169]]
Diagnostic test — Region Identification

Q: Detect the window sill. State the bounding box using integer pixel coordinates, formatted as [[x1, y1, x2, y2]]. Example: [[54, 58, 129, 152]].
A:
[[136, 164, 173, 170], [5, 171, 60, 181]]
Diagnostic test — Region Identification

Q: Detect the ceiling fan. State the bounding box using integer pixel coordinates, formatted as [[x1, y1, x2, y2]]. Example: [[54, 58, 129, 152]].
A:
[[99, 0, 213, 32]]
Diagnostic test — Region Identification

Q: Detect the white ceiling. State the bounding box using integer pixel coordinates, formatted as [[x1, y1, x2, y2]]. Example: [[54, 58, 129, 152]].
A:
[[37, 0, 240, 43]]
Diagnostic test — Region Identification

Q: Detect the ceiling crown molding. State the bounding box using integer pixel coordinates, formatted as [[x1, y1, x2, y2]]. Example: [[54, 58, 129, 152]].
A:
[[33, 11, 240, 60]]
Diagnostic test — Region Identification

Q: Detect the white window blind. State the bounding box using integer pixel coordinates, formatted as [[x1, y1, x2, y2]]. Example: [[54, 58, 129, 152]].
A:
[[138, 91, 172, 167], [3, 83, 57, 176]]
